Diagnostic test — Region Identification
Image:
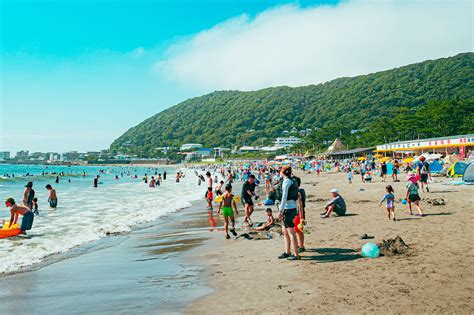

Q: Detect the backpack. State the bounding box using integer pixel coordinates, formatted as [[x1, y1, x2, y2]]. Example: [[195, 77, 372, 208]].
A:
[[420, 162, 429, 174], [275, 177, 299, 202]]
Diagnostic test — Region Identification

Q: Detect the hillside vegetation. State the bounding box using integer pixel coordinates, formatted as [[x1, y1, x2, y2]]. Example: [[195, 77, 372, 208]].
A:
[[111, 53, 474, 156]]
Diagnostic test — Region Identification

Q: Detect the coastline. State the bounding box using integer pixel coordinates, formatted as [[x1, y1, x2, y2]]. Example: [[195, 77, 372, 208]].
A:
[[186, 171, 473, 314], [0, 197, 220, 313]]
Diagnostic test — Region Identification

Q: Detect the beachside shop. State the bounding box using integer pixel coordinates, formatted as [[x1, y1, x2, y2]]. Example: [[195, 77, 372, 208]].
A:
[[375, 134, 474, 158]]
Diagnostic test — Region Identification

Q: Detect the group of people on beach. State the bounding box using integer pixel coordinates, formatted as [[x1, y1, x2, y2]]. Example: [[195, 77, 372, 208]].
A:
[[193, 152, 435, 261]]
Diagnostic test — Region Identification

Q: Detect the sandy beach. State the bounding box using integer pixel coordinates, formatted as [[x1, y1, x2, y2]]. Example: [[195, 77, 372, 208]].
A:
[[188, 171, 474, 314]]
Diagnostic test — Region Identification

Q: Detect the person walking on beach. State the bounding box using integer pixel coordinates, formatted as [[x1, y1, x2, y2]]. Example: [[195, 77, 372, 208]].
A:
[[416, 156, 431, 192], [276, 166, 300, 260], [23, 181, 35, 210], [217, 184, 238, 239], [379, 185, 396, 221], [381, 162, 387, 182], [392, 160, 400, 182], [5, 198, 34, 235], [241, 174, 258, 225], [46, 184, 58, 208]]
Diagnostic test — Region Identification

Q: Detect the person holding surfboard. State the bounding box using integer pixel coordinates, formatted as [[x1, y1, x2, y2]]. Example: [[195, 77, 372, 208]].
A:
[[5, 198, 34, 235]]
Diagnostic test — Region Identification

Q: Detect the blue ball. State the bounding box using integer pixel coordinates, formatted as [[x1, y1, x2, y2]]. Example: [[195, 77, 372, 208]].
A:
[[401, 199, 408, 205], [362, 242, 380, 258]]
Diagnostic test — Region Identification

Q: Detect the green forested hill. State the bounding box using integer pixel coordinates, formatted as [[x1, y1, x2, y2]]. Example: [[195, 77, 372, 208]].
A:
[[111, 53, 474, 156]]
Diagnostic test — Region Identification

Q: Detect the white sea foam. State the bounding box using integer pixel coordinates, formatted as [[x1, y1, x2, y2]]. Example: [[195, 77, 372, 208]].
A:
[[0, 169, 203, 274]]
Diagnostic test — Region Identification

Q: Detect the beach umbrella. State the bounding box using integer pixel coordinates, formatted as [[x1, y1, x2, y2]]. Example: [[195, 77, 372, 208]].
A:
[[357, 157, 366, 161], [403, 157, 414, 163], [378, 157, 390, 163], [373, 154, 383, 158]]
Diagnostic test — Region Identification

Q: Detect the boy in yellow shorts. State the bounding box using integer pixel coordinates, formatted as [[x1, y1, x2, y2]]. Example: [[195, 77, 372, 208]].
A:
[[217, 184, 239, 239]]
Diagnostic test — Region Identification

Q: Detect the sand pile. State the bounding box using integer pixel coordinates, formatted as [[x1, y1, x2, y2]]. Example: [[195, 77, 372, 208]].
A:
[[378, 236, 410, 256]]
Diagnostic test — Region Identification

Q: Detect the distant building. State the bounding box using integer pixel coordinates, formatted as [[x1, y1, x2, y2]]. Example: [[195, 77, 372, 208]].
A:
[[274, 136, 302, 148], [0, 151, 10, 160], [61, 151, 79, 162], [196, 148, 213, 157], [214, 147, 231, 158], [180, 143, 203, 151], [240, 146, 262, 152], [15, 150, 29, 159]]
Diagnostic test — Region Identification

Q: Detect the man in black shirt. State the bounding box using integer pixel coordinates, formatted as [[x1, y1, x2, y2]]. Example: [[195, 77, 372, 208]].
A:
[[241, 174, 258, 225]]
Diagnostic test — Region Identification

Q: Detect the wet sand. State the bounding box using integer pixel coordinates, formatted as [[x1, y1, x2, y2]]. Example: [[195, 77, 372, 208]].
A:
[[0, 201, 220, 314], [188, 171, 474, 314]]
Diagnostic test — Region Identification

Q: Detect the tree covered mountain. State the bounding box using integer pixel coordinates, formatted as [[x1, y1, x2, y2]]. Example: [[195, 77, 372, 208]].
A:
[[111, 53, 474, 156]]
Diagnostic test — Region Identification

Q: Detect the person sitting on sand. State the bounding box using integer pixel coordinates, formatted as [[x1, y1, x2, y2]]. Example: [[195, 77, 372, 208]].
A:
[[321, 189, 346, 218], [217, 184, 238, 239], [254, 208, 274, 231], [405, 174, 424, 217], [46, 184, 58, 208], [5, 198, 34, 235], [363, 172, 372, 182]]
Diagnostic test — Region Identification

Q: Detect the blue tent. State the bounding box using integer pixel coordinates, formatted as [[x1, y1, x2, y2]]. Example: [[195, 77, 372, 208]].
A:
[[386, 163, 394, 175], [430, 160, 442, 173]]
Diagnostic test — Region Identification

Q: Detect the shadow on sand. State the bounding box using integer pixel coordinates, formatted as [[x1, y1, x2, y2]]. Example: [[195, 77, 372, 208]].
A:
[[425, 212, 454, 217], [301, 247, 362, 262]]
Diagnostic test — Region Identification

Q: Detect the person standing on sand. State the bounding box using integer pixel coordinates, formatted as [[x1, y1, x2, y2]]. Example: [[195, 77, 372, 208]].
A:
[[217, 184, 238, 239], [293, 176, 306, 253], [277, 166, 300, 260], [23, 181, 35, 209], [46, 184, 58, 208], [405, 174, 424, 216], [241, 174, 258, 225], [5, 198, 34, 235]]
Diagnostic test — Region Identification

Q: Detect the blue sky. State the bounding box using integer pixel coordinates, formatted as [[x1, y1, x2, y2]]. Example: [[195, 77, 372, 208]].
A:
[[1, 0, 471, 153]]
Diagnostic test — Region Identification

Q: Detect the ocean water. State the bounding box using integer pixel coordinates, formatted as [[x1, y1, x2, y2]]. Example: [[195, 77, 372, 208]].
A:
[[0, 164, 203, 275]]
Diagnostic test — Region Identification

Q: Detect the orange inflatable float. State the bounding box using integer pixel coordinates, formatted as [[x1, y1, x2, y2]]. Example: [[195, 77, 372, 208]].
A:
[[0, 222, 21, 239]]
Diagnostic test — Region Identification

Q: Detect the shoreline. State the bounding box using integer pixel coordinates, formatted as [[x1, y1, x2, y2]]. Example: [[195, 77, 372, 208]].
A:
[[0, 197, 219, 313], [186, 171, 474, 314]]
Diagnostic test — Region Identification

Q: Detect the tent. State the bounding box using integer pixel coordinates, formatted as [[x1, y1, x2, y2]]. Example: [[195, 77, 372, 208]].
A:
[[430, 160, 442, 173], [325, 138, 346, 154], [463, 162, 474, 183], [386, 162, 394, 175], [444, 155, 460, 165], [447, 162, 468, 177]]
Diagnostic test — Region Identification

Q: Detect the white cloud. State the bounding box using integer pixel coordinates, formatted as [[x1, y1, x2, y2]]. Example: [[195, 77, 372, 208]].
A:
[[154, 0, 473, 91]]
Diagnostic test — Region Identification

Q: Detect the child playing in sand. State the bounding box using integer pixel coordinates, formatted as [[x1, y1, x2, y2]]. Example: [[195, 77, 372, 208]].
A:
[[347, 170, 353, 184], [405, 174, 424, 216], [205, 187, 214, 210], [379, 185, 396, 221], [217, 184, 238, 239], [254, 208, 274, 231]]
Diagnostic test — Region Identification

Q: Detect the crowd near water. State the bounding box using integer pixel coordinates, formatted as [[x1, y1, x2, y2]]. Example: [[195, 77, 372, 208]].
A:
[[0, 154, 445, 272]]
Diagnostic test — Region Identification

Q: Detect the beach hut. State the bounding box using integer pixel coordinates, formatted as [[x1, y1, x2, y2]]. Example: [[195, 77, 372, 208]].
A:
[[447, 162, 468, 177], [325, 138, 346, 155], [463, 162, 474, 183]]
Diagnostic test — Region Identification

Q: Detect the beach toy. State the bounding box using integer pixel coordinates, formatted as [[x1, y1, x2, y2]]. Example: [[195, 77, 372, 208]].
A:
[[0, 222, 21, 239], [297, 222, 304, 232], [214, 196, 223, 203], [401, 199, 407, 205], [361, 242, 380, 258]]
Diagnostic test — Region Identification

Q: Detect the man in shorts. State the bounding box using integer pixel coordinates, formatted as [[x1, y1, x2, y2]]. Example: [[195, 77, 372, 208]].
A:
[[5, 198, 34, 235], [321, 189, 347, 218], [416, 156, 431, 192], [241, 174, 258, 225], [277, 166, 300, 261]]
